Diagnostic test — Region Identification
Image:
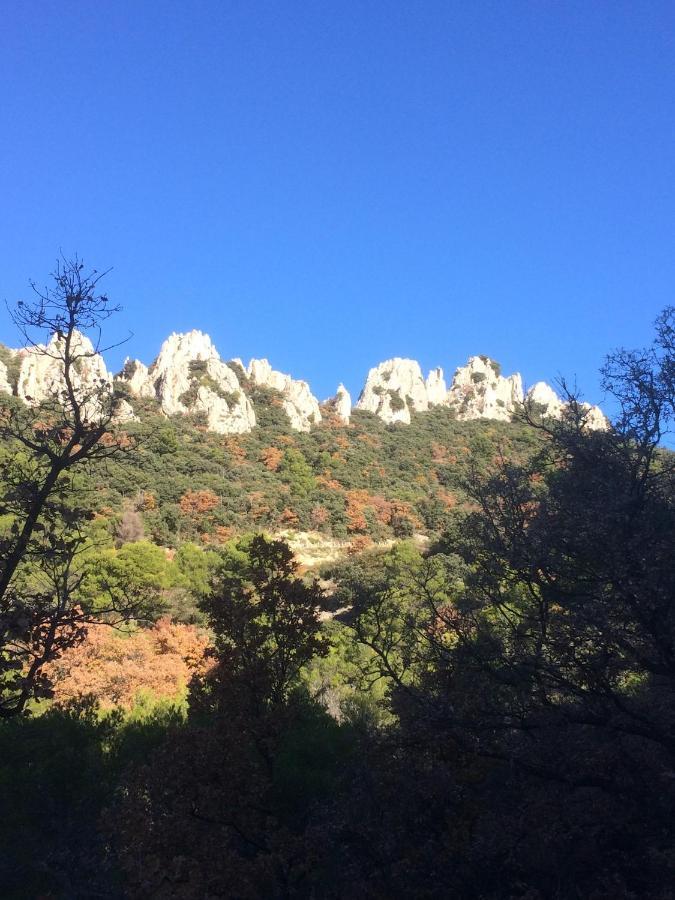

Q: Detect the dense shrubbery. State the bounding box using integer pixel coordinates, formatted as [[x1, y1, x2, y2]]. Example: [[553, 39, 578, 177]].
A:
[[84, 400, 541, 547]]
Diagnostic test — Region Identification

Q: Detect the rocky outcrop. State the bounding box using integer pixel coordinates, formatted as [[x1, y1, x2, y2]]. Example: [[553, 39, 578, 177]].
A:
[[118, 331, 256, 434], [17, 331, 113, 422], [112, 397, 138, 424], [446, 356, 524, 422], [525, 381, 607, 430], [580, 402, 608, 430], [356, 355, 527, 424], [356, 358, 429, 425], [119, 359, 155, 399], [0, 360, 12, 395], [2, 324, 607, 435], [526, 381, 564, 419], [425, 367, 447, 406], [324, 384, 352, 423], [247, 358, 321, 432]]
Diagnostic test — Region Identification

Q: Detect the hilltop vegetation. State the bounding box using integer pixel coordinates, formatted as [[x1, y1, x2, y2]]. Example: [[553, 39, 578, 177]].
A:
[[88, 399, 542, 548]]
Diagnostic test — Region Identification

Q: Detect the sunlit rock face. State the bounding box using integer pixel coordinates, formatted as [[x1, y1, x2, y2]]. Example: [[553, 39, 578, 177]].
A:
[[17, 331, 114, 422], [446, 356, 524, 421], [3, 325, 609, 435], [579, 402, 609, 431], [0, 360, 12, 395], [425, 367, 447, 406], [324, 384, 352, 423], [526, 381, 564, 419], [247, 358, 321, 432], [524, 381, 608, 431], [112, 397, 138, 424], [118, 359, 155, 399], [118, 330, 256, 434], [356, 358, 429, 425]]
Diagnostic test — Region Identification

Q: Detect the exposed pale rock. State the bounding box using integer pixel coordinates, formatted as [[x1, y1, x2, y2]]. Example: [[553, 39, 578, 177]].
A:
[[426, 367, 447, 406], [447, 356, 523, 421], [120, 330, 256, 434], [526, 381, 564, 419], [0, 360, 11, 395], [17, 331, 113, 422], [118, 359, 155, 399], [356, 358, 429, 425], [247, 358, 321, 432], [324, 384, 352, 423], [112, 398, 138, 424], [151, 330, 220, 415], [525, 382, 607, 430], [580, 402, 609, 431]]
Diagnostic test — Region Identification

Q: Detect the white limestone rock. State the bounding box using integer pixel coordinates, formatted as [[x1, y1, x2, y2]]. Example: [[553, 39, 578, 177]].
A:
[[120, 330, 256, 434], [526, 381, 564, 419], [247, 358, 321, 432], [356, 358, 429, 425], [425, 367, 447, 407], [324, 384, 352, 423], [17, 331, 113, 422], [447, 356, 523, 421], [525, 381, 607, 430], [112, 397, 138, 424], [579, 402, 609, 431], [0, 359, 12, 395], [118, 359, 155, 399]]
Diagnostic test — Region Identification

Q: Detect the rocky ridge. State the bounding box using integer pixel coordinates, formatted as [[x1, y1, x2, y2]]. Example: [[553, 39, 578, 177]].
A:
[[0, 330, 607, 433]]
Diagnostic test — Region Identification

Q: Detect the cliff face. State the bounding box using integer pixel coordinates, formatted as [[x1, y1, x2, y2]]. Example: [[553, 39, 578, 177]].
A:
[[355, 355, 524, 424], [118, 331, 256, 435], [354, 354, 605, 429], [247, 358, 321, 432], [446, 356, 524, 421], [356, 358, 429, 425], [324, 384, 352, 423], [0, 329, 607, 433], [14, 331, 114, 423]]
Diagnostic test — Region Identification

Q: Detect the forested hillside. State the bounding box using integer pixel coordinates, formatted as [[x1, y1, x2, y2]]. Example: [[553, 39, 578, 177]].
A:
[[85, 397, 542, 547]]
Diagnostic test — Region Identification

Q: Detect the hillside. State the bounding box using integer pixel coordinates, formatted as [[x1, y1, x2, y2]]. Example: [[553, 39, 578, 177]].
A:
[[90, 399, 541, 549], [0, 327, 603, 554]]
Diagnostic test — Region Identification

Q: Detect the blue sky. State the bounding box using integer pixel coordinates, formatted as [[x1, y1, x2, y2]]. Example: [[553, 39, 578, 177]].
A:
[[1, 1, 674, 404]]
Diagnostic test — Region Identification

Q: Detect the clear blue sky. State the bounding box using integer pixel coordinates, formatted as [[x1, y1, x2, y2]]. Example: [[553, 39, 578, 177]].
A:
[[1, 1, 674, 405]]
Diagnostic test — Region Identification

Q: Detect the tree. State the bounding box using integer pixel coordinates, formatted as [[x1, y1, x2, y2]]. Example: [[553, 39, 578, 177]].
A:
[[0, 257, 154, 717], [332, 309, 675, 897], [109, 536, 337, 898], [400, 309, 675, 895], [201, 534, 328, 710]]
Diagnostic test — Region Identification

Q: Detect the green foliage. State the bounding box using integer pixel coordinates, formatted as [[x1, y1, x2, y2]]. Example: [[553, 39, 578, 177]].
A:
[[0, 344, 20, 392], [389, 391, 406, 411], [278, 446, 316, 497], [77, 541, 173, 617], [201, 534, 328, 706], [0, 697, 185, 897]]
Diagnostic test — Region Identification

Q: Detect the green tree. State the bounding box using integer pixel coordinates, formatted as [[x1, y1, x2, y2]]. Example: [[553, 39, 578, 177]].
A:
[[202, 534, 328, 708], [278, 447, 316, 498]]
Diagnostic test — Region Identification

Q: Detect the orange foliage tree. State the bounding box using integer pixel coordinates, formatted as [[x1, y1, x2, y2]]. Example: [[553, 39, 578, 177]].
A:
[[259, 446, 284, 471], [44, 618, 211, 709], [179, 489, 220, 518]]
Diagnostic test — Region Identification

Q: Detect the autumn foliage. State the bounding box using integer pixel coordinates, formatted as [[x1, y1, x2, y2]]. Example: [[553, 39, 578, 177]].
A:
[[259, 446, 283, 471], [44, 619, 211, 709], [179, 489, 220, 518]]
